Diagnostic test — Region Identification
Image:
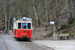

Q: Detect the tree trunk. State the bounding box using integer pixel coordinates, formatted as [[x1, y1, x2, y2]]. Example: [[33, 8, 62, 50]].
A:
[[8, 1, 12, 33], [53, 0, 57, 19], [4, 9, 7, 33], [4, 0, 7, 34], [32, 0, 38, 27], [45, 0, 49, 22], [71, 0, 75, 18]]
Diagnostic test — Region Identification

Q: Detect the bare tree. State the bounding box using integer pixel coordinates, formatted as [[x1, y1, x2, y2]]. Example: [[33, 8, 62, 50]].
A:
[[4, 0, 7, 33], [45, 0, 49, 22], [8, 0, 12, 33], [0, 18, 5, 34], [32, 0, 38, 27], [0, 18, 5, 28]]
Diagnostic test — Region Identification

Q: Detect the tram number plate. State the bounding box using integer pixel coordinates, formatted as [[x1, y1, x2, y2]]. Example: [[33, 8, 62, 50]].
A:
[[23, 33, 26, 35]]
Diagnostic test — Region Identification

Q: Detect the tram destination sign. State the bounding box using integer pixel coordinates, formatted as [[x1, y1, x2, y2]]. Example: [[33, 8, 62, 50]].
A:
[[22, 23, 27, 26]]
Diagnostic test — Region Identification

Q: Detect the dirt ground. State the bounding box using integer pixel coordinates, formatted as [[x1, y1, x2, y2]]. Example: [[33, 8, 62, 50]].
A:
[[34, 40, 75, 50]]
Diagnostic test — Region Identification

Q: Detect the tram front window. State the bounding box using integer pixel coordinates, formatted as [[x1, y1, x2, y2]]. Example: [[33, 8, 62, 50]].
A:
[[18, 23, 21, 29], [22, 23, 27, 29], [28, 23, 31, 29]]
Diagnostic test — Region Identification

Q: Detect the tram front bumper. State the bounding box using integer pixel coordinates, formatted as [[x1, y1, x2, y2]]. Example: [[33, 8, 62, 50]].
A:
[[22, 36, 27, 39]]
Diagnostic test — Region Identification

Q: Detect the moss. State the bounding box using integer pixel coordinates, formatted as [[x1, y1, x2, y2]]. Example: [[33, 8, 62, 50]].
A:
[[62, 18, 75, 33], [43, 36, 46, 38], [64, 24, 70, 29], [63, 27, 72, 33], [45, 29, 47, 31], [69, 33, 75, 37], [68, 17, 73, 24], [46, 33, 52, 36]]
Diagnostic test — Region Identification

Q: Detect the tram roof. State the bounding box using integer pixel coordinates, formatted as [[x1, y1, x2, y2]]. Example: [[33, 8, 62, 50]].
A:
[[13, 17, 32, 23]]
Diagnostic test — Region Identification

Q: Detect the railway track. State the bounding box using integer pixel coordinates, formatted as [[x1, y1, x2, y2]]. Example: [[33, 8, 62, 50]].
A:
[[0, 35, 53, 50], [0, 36, 9, 50], [9, 35, 50, 50], [18, 40, 52, 50], [9, 35, 47, 50]]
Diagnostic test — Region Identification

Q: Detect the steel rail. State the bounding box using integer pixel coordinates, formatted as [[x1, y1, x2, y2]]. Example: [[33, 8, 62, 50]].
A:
[[18, 41, 47, 50], [0, 36, 9, 50], [18, 41, 34, 50]]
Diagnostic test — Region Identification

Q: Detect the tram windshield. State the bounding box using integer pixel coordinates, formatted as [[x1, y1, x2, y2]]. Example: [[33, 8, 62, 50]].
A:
[[18, 23, 31, 29], [18, 23, 21, 29], [22, 23, 27, 29], [28, 23, 31, 29]]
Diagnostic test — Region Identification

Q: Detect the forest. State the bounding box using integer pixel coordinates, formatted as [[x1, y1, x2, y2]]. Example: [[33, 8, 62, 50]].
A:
[[0, 0, 75, 38]]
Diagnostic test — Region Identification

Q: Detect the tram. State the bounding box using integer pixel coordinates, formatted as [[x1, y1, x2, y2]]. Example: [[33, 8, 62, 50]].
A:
[[13, 17, 32, 40]]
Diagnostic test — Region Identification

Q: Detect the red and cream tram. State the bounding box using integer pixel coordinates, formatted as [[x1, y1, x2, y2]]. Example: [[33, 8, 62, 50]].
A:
[[13, 17, 32, 40]]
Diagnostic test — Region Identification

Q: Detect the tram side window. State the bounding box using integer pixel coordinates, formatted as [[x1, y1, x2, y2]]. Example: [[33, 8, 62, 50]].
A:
[[28, 23, 31, 29], [18, 23, 21, 29]]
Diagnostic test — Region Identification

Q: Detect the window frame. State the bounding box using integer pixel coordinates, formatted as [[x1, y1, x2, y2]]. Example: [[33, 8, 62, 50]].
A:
[[17, 22, 32, 29]]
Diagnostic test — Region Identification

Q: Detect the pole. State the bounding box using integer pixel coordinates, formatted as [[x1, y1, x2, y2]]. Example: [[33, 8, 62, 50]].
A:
[[51, 25, 53, 40], [50, 20, 54, 40]]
